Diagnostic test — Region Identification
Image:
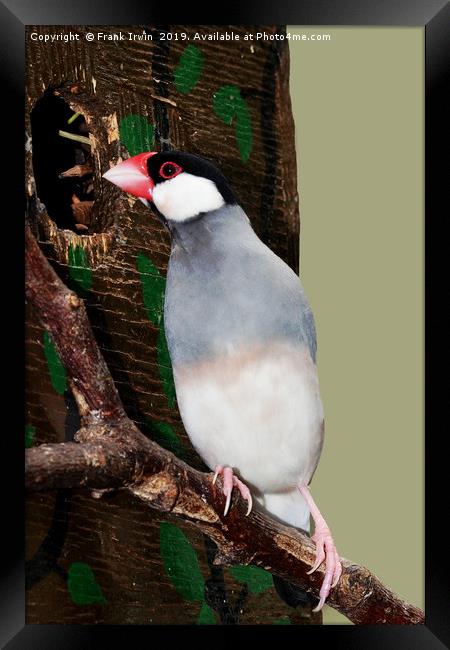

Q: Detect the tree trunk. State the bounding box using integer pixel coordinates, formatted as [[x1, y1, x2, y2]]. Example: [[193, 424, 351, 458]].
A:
[[25, 24, 316, 625]]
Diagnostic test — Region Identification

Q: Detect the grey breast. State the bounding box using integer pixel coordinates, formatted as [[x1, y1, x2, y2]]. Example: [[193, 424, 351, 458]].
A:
[[164, 204, 317, 369]]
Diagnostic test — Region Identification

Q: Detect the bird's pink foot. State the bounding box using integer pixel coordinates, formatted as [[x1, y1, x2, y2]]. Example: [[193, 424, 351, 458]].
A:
[[212, 465, 253, 516], [299, 484, 342, 612], [307, 525, 342, 611]]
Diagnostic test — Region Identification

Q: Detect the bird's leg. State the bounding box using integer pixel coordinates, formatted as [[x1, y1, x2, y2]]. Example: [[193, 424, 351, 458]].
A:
[[298, 484, 342, 612], [212, 465, 253, 517]]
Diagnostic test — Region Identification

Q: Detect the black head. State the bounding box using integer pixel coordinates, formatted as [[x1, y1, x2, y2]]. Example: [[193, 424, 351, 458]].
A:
[[103, 150, 237, 224], [146, 151, 236, 205]]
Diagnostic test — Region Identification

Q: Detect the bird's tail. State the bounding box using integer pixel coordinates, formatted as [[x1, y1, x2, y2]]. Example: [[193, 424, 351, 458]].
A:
[[261, 487, 310, 532], [260, 488, 317, 609]]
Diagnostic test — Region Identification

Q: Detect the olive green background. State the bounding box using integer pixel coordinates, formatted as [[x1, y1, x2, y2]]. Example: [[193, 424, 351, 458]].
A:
[[288, 27, 424, 624]]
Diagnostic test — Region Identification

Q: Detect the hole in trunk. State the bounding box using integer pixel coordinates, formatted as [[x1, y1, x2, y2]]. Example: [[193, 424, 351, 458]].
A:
[[31, 88, 95, 235]]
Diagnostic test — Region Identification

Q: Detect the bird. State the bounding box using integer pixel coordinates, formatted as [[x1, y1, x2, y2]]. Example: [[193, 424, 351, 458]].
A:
[[103, 150, 342, 611]]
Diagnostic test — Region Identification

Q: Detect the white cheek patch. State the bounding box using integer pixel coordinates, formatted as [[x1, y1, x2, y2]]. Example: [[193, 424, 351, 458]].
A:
[[152, 172, 225, 222]]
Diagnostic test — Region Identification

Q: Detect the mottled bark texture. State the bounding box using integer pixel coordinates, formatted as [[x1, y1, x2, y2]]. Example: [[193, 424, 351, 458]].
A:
[[25, 24, 308, 626], [25, 226, 125, 423], [25, 226, 424, 626]]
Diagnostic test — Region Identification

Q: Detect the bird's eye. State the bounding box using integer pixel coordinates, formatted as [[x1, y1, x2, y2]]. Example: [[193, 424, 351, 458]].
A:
[[160, 161, 182, 179]]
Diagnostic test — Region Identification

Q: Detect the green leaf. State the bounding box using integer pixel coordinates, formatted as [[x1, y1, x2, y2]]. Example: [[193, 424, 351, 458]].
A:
[[137, 253, 176, 408], [196, 601, 216, 625], [136, 252, 165, 327], [229, 565, 273, 594], [43, 330, 67, 395], [119, 114, 154, 157], [67, 562, 107, 605], [25, 424, 36, 448], [157, 321, 176, 409], [68, 244, 92, 293], [213, 84, 241, 123], [273, 616, 292, 625], [174, 45, 204, 94], [159, 522, 205, 602], [213, 85, 253, 161], [147, 419, 184, 458]]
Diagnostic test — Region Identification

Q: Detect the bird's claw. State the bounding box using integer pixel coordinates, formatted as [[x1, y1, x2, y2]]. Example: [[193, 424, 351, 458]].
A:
[[308, 526, 342, 612], [212, 465, 253, 516], [212, 465, 222, 486], [223, 487, 232, 517]]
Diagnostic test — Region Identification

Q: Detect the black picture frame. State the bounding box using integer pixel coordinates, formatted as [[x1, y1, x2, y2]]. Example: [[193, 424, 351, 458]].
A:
[[4, 0, 449, 647]]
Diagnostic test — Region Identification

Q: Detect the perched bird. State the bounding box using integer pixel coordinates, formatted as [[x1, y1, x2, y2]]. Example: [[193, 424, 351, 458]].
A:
[[103, 151, 342, 611]]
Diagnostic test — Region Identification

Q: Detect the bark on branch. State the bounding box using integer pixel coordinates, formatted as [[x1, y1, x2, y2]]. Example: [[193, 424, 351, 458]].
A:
[[25, 225, 125, 423], [25, 226, 424, 625]]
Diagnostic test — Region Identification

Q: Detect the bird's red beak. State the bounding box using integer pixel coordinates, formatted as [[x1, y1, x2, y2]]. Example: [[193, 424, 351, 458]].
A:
[[102, 152, 157, 200]]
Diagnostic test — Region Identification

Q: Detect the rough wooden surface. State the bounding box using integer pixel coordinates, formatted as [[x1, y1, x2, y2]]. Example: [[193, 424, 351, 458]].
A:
[[26, 24, 300, 462], [25, 24, 308, 625], [25, 227, 424, 626], [25, 226, 125, 423]]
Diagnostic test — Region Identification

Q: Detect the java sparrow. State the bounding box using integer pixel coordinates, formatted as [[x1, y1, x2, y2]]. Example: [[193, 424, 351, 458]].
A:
[[103, 151, 342, 610]]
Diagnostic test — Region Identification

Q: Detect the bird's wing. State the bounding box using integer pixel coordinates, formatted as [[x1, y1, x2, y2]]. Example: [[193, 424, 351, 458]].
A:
[[165, 220, 319, 369]]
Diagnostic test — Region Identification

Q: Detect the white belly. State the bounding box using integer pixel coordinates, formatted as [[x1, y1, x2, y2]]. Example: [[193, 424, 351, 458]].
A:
[[173, 342, 324, 493]]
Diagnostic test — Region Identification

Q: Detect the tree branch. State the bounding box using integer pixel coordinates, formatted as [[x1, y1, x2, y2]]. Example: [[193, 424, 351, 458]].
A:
[[25, 225, 126, 422], [25, 226, 424, 625], [26, 440, 136, 491]]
